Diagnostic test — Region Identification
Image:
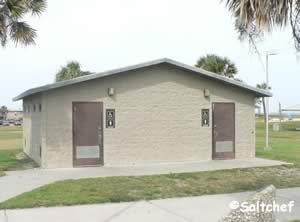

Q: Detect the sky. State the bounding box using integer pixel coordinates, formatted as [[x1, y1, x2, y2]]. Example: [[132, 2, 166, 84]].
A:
[[0, 0, 299, 113]]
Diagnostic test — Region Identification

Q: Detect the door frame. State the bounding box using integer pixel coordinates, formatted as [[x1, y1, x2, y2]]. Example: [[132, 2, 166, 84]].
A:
[[72, 101, 104, 167], [212, 102, 235, 160]]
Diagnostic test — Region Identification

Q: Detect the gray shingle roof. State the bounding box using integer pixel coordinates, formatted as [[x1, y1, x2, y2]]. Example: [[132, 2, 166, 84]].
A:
[[13, 58, 271, 101]]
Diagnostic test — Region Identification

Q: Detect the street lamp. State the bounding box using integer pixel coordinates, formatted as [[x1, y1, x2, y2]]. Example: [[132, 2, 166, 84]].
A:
[[265, 51, 277, 150]]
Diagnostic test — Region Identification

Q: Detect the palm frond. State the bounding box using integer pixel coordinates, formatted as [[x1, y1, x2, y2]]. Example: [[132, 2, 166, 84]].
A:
[[9, 21, 36, 46], [0, 0, 46, 47], [195, 54, 238, 78], [55, 61, 93, 82], [26, 0, 47, 16], [224, 0, 300, 50], [6, 0, 27, 19]]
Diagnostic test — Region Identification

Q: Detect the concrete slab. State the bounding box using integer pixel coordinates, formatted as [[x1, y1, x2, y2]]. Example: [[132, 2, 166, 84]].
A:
[[149, 192, 252, 222], [0, 211, 6, 222], [3, 202, 133, 222], [276, 187, 300, 222], [0, 158, 288, 202], [1, 187, 298, 222], [109, 201, 188, 222]]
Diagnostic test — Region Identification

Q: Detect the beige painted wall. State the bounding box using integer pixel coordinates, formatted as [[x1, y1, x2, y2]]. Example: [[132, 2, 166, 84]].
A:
[[23, 64, 256, 168], [23, 95, 43, 165]]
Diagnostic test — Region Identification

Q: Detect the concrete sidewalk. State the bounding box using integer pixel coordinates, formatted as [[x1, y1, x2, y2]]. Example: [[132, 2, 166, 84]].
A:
[[0, 158, 288, 202], [0, 187, 299, 222]]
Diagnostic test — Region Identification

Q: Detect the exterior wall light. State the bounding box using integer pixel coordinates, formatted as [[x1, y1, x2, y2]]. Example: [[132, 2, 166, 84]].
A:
[[108, 88, 115, 96], [204, 88, 210, 98]]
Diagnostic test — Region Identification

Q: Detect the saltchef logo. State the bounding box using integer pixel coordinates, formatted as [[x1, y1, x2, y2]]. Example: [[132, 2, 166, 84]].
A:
[[229, 200, 295, 213]]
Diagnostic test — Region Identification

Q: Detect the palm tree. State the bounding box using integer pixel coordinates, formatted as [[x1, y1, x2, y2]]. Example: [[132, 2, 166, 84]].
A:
[[55, 61, 94, 82], [0, 105, 8, 120], [256, 83, 271, 124], [224, 0, 300, 50], [195, 54, 238, 78], [0, 0, 47, 47]]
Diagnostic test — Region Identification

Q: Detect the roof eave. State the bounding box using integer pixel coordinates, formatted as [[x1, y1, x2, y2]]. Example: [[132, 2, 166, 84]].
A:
[[13, 58, 272, 101]]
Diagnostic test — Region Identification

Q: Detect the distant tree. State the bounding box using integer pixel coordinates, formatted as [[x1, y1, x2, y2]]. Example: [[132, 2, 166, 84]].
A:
[[0, 105, 8, 120], [55, 61, 93, 82], [195, 54, 238, 78], [256, 83, 271, 124], [0, 0, 47, 47]]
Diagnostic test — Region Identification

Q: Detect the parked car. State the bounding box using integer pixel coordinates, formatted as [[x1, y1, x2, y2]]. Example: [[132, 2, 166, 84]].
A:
[[8, 119, 15, 125], [2, 120, 9, 126], [0, 120, 3, 125], [14, 121, 22, 126]]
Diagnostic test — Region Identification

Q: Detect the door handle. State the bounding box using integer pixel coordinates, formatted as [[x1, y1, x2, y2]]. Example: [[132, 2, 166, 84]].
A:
[[98, 127, 102, 145], [214, 131, 218, 137]]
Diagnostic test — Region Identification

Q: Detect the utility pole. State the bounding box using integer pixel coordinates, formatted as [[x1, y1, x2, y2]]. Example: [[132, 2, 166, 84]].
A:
[[265, 52, 277, 150], [279, 103, 282, 130]]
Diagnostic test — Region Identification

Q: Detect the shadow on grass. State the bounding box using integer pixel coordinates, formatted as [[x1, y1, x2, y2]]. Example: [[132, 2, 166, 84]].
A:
[[0, 149, 37, 172]]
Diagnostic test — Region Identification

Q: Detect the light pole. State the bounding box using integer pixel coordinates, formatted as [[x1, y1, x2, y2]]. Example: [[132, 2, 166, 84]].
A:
[[265, 52, 277, 150]]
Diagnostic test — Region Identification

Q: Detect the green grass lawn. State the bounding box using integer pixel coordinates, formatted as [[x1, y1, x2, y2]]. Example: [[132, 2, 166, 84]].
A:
[[0, 165, 299, 209], [256, 120, 300, 164], [0, 121, 299, 209], [0, 126, 22, 150], [0, 126, 35, 176]]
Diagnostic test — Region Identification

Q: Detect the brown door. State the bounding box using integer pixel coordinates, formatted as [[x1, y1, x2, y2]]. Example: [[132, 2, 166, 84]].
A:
[[73, 102, 103, 166], [212, 103, 235, 160]]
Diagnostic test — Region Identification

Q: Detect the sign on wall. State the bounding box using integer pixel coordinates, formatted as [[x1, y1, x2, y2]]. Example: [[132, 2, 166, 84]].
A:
[[106, 109, 115, 128], [202, 109, 209, 127]]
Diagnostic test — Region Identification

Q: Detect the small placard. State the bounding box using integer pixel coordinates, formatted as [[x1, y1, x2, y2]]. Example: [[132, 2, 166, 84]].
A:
[[202, 109, 209, 126], [76, 146, 99, 159], [106, 109, 115, 128], [216, 141, 233, 152]]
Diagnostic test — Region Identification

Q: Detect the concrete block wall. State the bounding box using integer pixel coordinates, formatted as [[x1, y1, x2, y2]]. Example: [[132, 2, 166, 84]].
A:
[[23, 64, 256, 168], [23, 95, 42, 165]]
